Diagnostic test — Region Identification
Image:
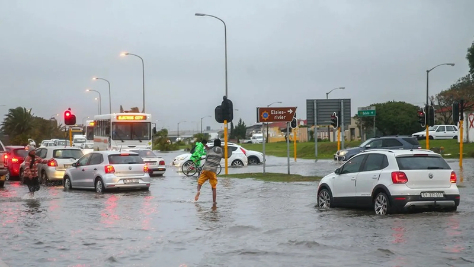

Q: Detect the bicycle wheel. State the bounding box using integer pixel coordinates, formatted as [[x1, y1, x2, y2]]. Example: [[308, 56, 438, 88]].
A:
[[216, 164, 222, 175], [182, 161, 198, 176]]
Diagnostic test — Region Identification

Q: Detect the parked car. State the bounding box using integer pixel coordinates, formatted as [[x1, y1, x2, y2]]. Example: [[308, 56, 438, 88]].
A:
[[20, 146, 83, 184], [80, 142, 95, 155], [4, 146, 29, 181], [63, 151, 151, 193], [318, 149, 460, 215], [334, 136, 421, 161], [238, 145, 264, 165], [123, 149, 166, 176], [412, 125, 458, 140], [251, 134, 264, 144], [0, 141, 7, 187], [173, 143, 248, 168]]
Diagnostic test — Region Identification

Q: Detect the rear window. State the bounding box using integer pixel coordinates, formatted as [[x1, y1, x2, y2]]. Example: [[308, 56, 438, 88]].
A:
[[396, 155, 450, 170], [53, 149, 84, 159], [130, 150, 156, 157], [108, 154, 144, 164], [402, 138, 420, 146], [13, 149, 28, 158]]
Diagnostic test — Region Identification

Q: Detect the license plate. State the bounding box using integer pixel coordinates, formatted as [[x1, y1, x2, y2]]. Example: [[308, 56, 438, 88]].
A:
[[123, 179, 139, 184], [147, 162, 157, 166], [421, 192, 444, 198]]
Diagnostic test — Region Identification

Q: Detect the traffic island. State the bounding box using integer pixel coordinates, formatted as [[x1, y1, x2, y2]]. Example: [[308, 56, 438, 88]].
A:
[[221, 173, 321, 182]]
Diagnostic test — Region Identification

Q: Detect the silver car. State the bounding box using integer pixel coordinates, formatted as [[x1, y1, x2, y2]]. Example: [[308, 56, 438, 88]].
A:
[[63, 151, 151, 193]]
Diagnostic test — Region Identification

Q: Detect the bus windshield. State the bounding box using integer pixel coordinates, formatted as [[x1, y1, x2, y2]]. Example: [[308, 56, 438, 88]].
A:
[[86, 127, 94, 140], [112, 122, 150, 141]]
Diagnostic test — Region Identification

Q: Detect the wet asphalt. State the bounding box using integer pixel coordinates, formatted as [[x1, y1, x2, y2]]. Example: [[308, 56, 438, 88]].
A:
[[0, 151, 473, 267]]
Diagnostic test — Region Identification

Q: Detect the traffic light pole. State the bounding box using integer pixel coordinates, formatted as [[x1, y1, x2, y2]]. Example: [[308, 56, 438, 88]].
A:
[[224, 120, 228, 175]]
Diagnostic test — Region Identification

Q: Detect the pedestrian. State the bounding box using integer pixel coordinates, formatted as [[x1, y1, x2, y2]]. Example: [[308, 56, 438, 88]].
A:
[[23, 145, 49, 197], [194, 139, 231, 204], [190, 139, 207, 167]]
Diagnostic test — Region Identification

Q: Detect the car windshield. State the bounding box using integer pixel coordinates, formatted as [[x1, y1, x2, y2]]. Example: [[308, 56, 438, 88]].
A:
[[13, 149, 28, 158], [130, 150, 156, 157], [112, 122, 150, 141], [359, 139, 374, 147], [428, 126, 438, 131], [53, 149, 84, 159], [108, 154, 144, 164], [396, 155, 450, 170]]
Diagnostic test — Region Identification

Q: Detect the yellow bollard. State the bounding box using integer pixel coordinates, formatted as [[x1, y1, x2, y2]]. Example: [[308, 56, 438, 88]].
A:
[[337, 127, 341, 151]]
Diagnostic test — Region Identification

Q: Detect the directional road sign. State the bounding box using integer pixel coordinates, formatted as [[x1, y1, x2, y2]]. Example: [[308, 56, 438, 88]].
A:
[[257, 107, 297, 123]]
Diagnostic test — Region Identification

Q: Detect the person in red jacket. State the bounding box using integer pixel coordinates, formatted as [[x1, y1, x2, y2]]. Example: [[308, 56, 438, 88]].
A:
[[23, 146, 49, 197]]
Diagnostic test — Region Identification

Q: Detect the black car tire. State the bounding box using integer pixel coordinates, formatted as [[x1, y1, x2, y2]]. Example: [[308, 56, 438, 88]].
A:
[[64, 176, 72, 190], [374, 192, 392, 215], [248, 156, 260, 165], [95, 178, 105, 193], [317, 188, 333, 209]]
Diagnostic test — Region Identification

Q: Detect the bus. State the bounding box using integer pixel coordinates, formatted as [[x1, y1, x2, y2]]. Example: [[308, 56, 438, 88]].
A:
[[84, 120, 95, 141], [93, 113, 153, 151]]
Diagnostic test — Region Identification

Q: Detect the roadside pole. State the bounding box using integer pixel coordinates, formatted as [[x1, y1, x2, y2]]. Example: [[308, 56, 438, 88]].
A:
[[224, 120, 228, 175], [341, 100, 345, 149], [313, 100, 318, 159], [263, 123, 266, 174], [287, 122, 290, 174], [293, 127, 297, 162], [337, 127, 341, 151]]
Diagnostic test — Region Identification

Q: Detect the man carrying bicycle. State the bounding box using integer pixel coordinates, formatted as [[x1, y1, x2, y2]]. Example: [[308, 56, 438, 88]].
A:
[[190, 139, 207, 167]]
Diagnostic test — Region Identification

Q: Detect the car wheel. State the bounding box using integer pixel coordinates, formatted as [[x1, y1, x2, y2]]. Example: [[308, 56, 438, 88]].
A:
[[95, 178, 105, 193], [5, 170, 10, 181], [453, 136, 458, 139], [231, 159, 244, 167], [248, 156, 260, 165], [317, 188, 333, 209], [374, 192, 391, 215], [429, 135, 434, 140], [64, 176, 72, 190]]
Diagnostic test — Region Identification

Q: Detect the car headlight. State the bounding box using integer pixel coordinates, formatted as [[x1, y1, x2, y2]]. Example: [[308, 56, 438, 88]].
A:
[[176, 156, 186, 160], [339, 150, 348, 156]]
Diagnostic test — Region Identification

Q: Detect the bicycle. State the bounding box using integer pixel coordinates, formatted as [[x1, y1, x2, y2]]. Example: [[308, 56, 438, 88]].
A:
[[181, 157, 222, 177]]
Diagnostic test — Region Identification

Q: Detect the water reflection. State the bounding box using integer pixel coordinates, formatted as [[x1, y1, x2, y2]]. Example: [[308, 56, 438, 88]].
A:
[[101, 195, 119, 225], [139, 195, 157, 231], [390, 219, 406, 244], [195, 203, 219, 222]]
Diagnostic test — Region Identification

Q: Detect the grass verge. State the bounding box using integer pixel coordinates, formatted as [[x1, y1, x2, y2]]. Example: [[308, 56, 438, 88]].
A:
[[222, 172, 321, 182]]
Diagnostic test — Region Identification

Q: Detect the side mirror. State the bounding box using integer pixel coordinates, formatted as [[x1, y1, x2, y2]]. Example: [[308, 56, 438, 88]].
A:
[[335, 168, 341, 175], [365, 145, 371, 149], [72, 162, 77, 167]]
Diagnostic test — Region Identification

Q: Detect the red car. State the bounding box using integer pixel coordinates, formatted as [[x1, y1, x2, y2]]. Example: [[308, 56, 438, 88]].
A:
[[4, 146, 29, 181]]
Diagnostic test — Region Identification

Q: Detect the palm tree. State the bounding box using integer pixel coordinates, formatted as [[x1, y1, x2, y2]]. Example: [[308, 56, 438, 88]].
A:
[[1, 107, 34, 144]]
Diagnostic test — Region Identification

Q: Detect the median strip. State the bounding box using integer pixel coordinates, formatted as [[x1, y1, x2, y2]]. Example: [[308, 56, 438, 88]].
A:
[[221, 173, 321, 182]]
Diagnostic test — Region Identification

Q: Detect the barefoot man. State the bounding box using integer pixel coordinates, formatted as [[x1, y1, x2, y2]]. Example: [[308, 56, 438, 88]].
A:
[[195, 139, 231, 203]]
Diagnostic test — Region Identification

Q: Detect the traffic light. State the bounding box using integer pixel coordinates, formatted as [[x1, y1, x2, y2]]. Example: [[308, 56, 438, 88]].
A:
[[417, 108, 426, 127], [215, 105, 224, 123], [330, 112, 339, 128], [290, 114, 297, 128], [452, 101, 459, 124], [427, 105, 435, 126], [64, 108, 76, 125], [221, 96, 233, 122]]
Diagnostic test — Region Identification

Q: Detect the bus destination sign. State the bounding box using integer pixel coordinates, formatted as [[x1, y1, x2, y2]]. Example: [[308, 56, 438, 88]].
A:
[[117, 115, 147, 120]]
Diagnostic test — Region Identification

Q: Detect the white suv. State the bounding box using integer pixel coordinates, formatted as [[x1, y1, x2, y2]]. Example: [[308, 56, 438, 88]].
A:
[[412, 125, 458, 140], [317, 149, 460, 215]]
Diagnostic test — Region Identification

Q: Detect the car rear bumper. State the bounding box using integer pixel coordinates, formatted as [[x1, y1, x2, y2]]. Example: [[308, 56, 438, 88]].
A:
[[45, 168, 66, 181], [149, 167, 166, 174], [391, 194, 460, 210], [104, 177, 151, 189]]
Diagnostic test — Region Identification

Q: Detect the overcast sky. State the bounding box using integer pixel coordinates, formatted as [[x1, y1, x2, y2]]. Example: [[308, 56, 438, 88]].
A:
[[1, 0, 473, 132]]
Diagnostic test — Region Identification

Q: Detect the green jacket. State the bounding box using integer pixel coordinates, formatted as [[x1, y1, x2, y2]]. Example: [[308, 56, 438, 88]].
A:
[[191, 142, 206, 160]]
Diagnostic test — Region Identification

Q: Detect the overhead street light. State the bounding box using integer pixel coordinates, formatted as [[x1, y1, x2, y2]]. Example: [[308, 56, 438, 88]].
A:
[[200, 115, 211, 134], [425, 63, 455, 149], [121, 52, 145, 113], [86, 89, 102, 114], [93, 77, 112, 114]]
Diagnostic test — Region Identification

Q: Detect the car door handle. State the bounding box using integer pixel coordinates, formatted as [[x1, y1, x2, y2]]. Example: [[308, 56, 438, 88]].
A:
[[93, 168, 97, 171], [372, 175, 379, 179], [351, 177, 356, 181], [82, 169, 85, 171]]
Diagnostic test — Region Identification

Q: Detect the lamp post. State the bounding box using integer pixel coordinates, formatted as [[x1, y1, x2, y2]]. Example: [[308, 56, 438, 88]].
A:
[[177, 120, 186, 142], [93, 77, 112, 114], [121, 52, 145, 113], [94, 98, 100, 114], [200, 115, 211, 134], [266, 101, 282, 143], [86, 89, 102, 114], [425, 63, 455, 149], [326, 87, 345, 141], [196, 12, 230, 174]]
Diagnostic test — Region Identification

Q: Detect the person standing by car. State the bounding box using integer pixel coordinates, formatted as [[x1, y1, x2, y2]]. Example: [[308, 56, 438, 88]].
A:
[[195, 139, 231, 204], [23, 146, 48, 197]]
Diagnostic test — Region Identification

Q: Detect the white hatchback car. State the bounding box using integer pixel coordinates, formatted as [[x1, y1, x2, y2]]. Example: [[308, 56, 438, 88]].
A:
[[123, 149, 166, 176], [317, 149, 460, 215], [20, 146, 84, 184], [172, 143, 248, 168], [63, 151, 151, 193]]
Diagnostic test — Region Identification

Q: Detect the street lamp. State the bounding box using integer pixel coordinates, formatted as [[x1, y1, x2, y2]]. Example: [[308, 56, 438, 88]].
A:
[[121, 52, 145, 113], [177, 120, 186, 141], [266, 101, 282, 143], [326, 87, 345, 141], [93, 77, 112, 114], [86, 89, 102, 114], [425, 63, 455, 149], [200, 115, 211, 134], [94, 98, 100, 114]]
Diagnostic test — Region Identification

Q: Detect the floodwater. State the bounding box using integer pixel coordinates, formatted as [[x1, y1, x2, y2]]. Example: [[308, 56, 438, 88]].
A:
[[0, 151, 473, 267]]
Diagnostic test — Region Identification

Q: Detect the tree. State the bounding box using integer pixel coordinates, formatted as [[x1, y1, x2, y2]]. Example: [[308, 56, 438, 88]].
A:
[[434, 74, 474, 122], [232, 119, 247, 140], [1, 107, 34, 145], [358, 101, 421, 136], [467, 40, 474, 76], [152, 128, 179, 151]]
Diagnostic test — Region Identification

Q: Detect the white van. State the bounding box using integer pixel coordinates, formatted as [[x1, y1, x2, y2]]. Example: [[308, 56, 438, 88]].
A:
[[251, 134, 264, 144], [72, 135, 87, 147]]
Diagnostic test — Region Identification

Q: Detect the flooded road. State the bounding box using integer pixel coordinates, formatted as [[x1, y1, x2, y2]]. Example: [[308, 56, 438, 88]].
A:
[[1, 151, 474, 267]]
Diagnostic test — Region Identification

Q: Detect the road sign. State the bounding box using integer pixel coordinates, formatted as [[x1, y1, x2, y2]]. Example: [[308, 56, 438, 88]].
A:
[[257, 107, 297, 123], [357, 106, 376, 117], [306, 99, 351, 127]]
